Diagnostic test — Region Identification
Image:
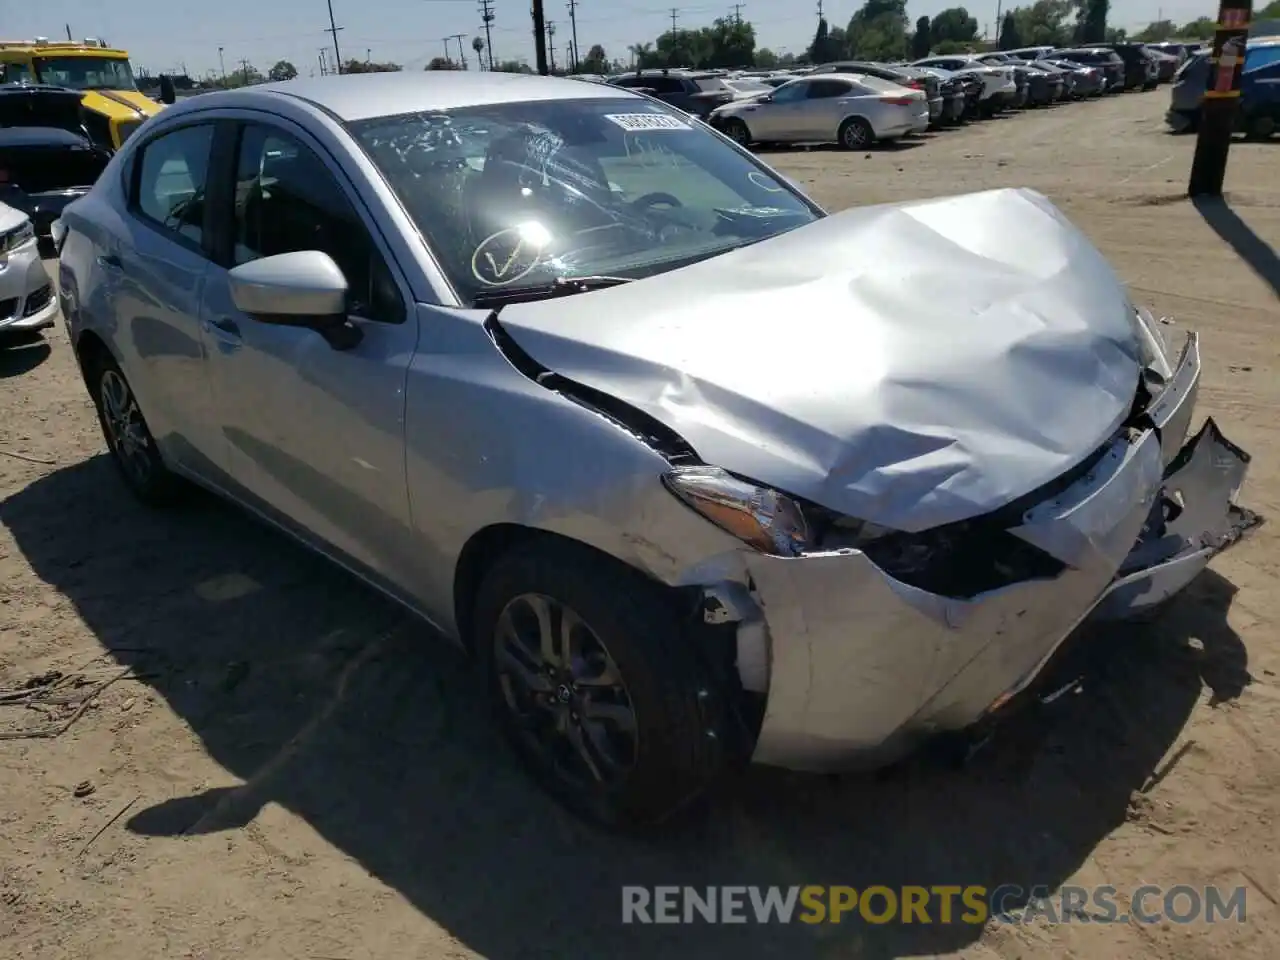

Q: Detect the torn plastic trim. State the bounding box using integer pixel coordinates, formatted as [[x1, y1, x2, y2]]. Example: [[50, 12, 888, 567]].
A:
[[483, 311, 700, 464]]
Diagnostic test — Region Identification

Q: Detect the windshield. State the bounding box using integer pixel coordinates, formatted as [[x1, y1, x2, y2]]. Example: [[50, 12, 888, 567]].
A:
[[350, 97, 820, 305], [33, 56, 137, 91]]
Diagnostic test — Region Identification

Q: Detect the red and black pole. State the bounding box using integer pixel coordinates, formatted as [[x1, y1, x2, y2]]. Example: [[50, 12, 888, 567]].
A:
[[1188, 0, 1252, 197]]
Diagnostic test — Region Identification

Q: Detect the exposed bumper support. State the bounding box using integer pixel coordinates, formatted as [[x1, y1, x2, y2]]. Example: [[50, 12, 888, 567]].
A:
[[729, 330, 1258, 773]]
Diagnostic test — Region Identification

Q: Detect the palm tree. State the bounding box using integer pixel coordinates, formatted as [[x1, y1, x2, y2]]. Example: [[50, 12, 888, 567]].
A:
[[472, 36, 486, 70]]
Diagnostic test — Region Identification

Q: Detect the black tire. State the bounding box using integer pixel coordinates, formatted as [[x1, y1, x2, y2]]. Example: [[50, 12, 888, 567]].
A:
[[837, 116, 874, 150], [721, 118, 751, 148], [1245, 113, 1276, 141], [474, 540, 724, 827], [87, 351, 185, 505]]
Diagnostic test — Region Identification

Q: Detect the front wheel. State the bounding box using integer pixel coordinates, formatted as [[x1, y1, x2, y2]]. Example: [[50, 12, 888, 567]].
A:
[[838, 117, 874, 150], [88, 352, 184, 505], [721, 118, 752, 147], [474, 540, 725, 827]]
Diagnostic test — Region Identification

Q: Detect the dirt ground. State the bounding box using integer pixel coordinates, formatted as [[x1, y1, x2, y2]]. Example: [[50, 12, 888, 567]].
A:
[[2, 88, 1279, 960]]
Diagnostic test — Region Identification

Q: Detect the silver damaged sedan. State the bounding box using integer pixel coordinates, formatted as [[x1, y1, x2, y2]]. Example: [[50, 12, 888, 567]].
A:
[[54, 72, 1260, 825]]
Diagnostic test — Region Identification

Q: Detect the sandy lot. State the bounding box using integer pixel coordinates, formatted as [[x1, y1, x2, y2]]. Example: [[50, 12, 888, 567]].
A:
[[2, 88, 1279, 960]]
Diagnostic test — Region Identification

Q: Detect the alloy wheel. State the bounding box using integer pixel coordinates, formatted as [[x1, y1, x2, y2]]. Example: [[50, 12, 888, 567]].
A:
[[99, 369, 153, 486], [493, 593, 638, 788]]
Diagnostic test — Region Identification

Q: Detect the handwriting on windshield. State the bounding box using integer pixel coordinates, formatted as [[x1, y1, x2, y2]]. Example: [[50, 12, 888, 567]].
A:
[[622, 134, 683, 169]]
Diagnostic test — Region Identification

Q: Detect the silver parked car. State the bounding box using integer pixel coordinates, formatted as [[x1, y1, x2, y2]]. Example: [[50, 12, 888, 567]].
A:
[[55, 72, 1259, 826], [0, 201, 56, 340], [710, 74, 929, 148]]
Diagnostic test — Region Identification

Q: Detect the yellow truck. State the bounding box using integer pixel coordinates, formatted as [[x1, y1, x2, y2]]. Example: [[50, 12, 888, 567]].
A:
[[0, 38, 164, 150]]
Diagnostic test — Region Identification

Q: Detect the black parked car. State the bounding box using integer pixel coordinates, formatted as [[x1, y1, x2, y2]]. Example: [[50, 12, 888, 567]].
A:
[[1054, 48, 1128, 91], [608, 70, 747, 119], [1103, 42, 1160, 90], [0, 85, 112, 241]]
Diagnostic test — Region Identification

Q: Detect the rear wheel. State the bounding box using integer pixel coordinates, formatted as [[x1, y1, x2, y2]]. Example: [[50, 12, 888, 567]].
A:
[[1245, 113, 1276, 141], [474, 540, 724, 827], [838, 117, 874, 150], [88, 352, 184, 505], [721, 118, 751, 147]]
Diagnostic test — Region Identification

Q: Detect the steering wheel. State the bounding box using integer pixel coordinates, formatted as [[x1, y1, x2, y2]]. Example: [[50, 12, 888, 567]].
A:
[[630, 191, 684, 212]]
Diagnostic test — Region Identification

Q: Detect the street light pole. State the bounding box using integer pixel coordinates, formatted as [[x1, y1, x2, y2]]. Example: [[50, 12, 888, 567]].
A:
[[1188, 0, 1253, 196]]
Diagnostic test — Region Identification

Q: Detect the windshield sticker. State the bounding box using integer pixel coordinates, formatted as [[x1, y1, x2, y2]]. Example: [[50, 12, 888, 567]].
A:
[[470, 224, 553, 287], [604, 113, 693, 132], [747, 171, 785, 192]]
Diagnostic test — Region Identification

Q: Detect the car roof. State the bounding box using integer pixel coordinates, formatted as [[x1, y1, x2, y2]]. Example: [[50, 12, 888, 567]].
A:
[[0, 125, 89, 146], [218, 70, 643, 123]]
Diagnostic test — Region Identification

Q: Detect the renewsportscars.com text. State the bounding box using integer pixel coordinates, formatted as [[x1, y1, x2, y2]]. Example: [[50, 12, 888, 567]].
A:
[[621, 884, 1248, 925]]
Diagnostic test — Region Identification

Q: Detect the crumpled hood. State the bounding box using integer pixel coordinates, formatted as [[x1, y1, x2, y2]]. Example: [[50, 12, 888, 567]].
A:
[[496, 187, 1143, 533]]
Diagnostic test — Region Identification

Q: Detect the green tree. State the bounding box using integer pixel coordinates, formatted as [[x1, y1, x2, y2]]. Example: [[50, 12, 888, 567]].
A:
[[494, 59, 533, 72], [1174, 17, 1215, 39], [998, 11, 1022, 49], [1009, 0, 1074, 46], [1135, 19, 1176, 40], [1104, 26, 1127, 41], [912, 15, 932, 57], [343, 59, 401, 73], [755, 47, 780, 68], [930, 7, 979, 45], [581, 43, 609, 73], [810, 17, 830, 63], [426, 57, 458, 70], [1259, 0, 1280, 16], [267, 59, 297, 81], [846, 0, 909, 61], [1076, 0, 1108, 44]]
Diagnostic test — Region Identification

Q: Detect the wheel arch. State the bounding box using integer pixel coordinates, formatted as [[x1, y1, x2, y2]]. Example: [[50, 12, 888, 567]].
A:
[[451, 523, 688, 654]]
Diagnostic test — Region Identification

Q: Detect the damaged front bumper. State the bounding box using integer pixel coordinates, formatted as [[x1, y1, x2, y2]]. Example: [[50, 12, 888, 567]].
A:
[[729, 331, 1260, 773]]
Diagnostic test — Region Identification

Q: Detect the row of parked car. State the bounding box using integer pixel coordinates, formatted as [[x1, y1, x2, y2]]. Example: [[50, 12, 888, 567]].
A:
[[596, 42, 1192, 149]]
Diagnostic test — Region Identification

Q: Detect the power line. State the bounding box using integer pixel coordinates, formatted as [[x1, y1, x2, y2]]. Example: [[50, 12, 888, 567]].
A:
[[479, 0, 496, 69]]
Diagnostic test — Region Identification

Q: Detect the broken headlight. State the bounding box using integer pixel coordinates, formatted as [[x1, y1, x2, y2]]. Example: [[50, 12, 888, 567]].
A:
[[663, 466, 811, 557]]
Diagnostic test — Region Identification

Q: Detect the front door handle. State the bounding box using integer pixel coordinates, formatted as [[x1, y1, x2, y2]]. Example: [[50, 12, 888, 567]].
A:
[[210, 316, 240, 336], [97, 254, 122, 270]]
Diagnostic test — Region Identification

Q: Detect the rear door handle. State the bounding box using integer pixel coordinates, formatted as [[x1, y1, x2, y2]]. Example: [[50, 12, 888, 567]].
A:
[[210, 316, 240, 336]]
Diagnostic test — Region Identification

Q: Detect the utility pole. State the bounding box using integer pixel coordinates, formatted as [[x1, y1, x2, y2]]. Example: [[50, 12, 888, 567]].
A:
[[531, 0, 549, 75], [451, 33, 469, 68], [218, 46, 227, 84], [65, 24, 73, 41], [567, 0, 580, 71], [366, 47, 371, 65], [670, 7, 679, 36], [239, 57, 252, 86], [325, 0, 345, 74], [547, 20, 557, 72], [479, 0, 496, 69], [319, 50, 327, 75], [1189, 0, 1253, 196], [731, 3, 744, 25], [994, 0, 1003, 46]]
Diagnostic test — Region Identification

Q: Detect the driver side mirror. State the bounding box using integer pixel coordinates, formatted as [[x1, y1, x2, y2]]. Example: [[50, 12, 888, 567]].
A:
[[228, 250, 363, 350], [158, 74, 177, 105]]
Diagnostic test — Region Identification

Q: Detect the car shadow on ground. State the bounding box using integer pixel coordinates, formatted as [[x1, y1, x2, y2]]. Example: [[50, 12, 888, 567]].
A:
[[0, 333, 52, 377], [1192, 195, 1280, 298], [0, 454, 1251, 959]]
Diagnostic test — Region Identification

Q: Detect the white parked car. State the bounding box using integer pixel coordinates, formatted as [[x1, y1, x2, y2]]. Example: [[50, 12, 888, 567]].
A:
[[710, 74, 929, 149], [912, 56, 1019, 114], [0, 201, 56, 341]]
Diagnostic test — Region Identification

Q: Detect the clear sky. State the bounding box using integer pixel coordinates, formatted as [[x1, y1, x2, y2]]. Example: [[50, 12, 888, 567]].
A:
[[12, 0, 1213, 78]]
